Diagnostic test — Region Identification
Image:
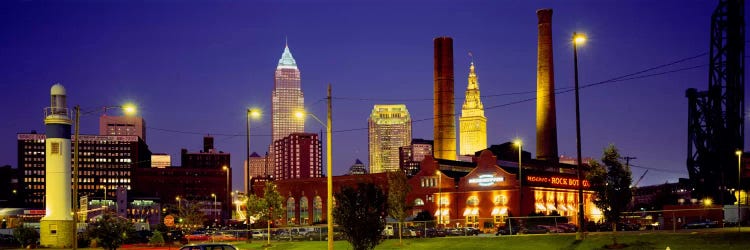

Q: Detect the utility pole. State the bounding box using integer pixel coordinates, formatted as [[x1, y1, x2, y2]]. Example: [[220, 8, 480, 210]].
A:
[[621, 156, 637, 211], [621, 156, 637, 169]]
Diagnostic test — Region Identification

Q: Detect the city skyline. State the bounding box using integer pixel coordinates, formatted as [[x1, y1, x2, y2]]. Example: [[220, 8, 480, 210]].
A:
[[0, 1, 741, 190]]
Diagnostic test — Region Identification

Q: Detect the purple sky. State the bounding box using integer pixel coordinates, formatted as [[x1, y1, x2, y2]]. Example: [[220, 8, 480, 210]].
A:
[[1, 0, 742, 190]]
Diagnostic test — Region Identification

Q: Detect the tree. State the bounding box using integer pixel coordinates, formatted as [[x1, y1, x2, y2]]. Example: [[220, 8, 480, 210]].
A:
[[334, 183, 387, 250], [413, 210, 435, 228], [263, 182, 285, 225], [246, 182, 284, 244], [148, 231, 165, 246], [386, 170, 411, 244], [86, 212, 135, 250], [13, 224, 38, 248], [178, 200, 206, 229], [587, 144, 633, 247]]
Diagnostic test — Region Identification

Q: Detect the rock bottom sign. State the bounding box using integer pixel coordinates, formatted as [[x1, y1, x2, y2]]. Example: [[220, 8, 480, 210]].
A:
[[526, 175, 590, 188], [468, 174, 505, 186]]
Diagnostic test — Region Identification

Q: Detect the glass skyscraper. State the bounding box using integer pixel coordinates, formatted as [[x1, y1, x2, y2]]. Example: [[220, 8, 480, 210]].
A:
[[271, 45, 305, 171]]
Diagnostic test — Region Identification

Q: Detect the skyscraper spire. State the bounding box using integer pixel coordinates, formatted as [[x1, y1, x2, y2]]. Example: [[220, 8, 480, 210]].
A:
[[277, 45, 298, 69], [460, 61, 487, 156]]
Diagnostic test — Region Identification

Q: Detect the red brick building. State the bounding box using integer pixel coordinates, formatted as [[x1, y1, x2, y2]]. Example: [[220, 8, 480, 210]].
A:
[[252, 173, 388, 225], [259, 150, 596, 231]]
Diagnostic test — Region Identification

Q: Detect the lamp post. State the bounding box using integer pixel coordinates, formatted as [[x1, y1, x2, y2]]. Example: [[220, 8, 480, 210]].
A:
[[294, 84, 333, 250], [436, 170, 442, 226], [737, 150, 743, 232], [222, 166, 230, 224], [514, 139, 522, 216], [573, 32, 586, 240], [246, 108, 260, 239], [211, 193, 217, 225], [176, 196, 181, 210], [72, 103, 136, 250], [101, 185, 107, 211]]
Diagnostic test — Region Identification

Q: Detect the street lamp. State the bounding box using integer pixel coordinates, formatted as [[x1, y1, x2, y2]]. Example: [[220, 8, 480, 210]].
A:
[[211, 193, 217, 225], [73, 103, 136, 250], [246, 109, 261, 193], [246, 108, 260, 239], [222, 165, 230, 224], [513, 139, 522, 216], [294, 84, 333, 250], [573, 32, 586, 240], [737, 150, 743, 232], [100, 185, 107, 210], [176, 196, 181, 210], [436, 170, 442, 226]]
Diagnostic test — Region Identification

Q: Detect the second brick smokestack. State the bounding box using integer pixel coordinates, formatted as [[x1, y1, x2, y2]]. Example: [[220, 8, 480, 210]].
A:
[[434, 37, 456, 160], [535, 9, 559, 162]]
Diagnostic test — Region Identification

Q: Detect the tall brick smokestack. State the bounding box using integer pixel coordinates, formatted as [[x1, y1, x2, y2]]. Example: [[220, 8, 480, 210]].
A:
[[434, 37, 457, 160], [535, 9, 559, 162]]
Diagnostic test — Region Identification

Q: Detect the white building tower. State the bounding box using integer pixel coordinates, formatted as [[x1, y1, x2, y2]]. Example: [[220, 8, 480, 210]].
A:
[[40, 83, 74, 248]]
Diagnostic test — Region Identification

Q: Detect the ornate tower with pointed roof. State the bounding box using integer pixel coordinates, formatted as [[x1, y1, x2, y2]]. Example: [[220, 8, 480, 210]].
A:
[[271, 44, 305, 175], [459, 62, 487, 155]]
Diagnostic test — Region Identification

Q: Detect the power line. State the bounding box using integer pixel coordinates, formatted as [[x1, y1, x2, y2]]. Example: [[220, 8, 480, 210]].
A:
[[629, 164, 685, 174], [333, 53, 707, 102], [146, 52, 710, 136]]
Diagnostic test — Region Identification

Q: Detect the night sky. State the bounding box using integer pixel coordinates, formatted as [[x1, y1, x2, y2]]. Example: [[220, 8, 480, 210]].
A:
[[1, 0, 742, 190]]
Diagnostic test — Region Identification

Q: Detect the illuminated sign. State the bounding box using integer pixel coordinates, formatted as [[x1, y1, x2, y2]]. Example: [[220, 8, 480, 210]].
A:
[[17, 134, 139, 142], [164, 215, 175, 227], [468, 174, 505, 186], [526, 175, 590, 188], [18, 134, 45, 140]]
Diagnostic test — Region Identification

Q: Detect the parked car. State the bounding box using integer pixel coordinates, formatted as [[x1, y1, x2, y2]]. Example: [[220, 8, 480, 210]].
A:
[[537, 225, 563, 233], [495, 225, 519, 235], [402, 228, 421, 238], [273, 230, 306, 241], [555, 223, 577, 233], [444, 228, 461, 236], [251, 230, 268, 239], [425, 228, 447, 237], [166, 230, 186, 243], [185, 232, 210, 241], [211, 232, 238, 241], [684, 220, 719, 229], [522, 225, 549, 234], [382, 225, 394, 238], [0, 234, 16, 245], [180, 243, 238, 250], [463, 227, 480, 236], [304, 227, 344, 241]]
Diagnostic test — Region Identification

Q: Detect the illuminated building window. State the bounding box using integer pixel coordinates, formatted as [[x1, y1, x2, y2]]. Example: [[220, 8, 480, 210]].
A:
[[439, 197, 449, 205], [300, 196, 309, 225], [413, 198, 424, 206], [313, 196, 322, 223], [493, 195, 507, 205], [466, 196, 479, 206], [286, 197, 295, 225]]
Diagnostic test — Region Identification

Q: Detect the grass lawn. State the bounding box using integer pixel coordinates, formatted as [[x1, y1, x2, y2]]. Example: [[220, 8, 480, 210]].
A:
[[233, 230, 750, 250]]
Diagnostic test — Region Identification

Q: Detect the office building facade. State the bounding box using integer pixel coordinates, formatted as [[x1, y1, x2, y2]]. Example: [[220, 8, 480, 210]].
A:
[[99, 115, 146, 142], [273, 133, 322, 180], [17, 133, 151, 208], [368, 104, 412, 173]]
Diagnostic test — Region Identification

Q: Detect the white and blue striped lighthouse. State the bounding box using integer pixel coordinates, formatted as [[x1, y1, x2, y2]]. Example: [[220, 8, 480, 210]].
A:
[[40, 83, 74, 248]]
